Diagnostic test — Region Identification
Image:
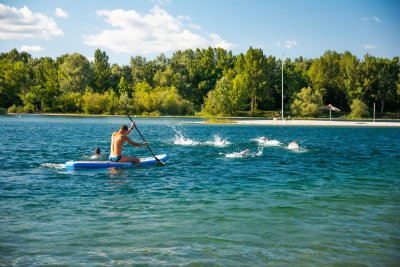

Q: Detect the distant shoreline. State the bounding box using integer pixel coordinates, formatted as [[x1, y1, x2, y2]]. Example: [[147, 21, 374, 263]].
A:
[[233, 119, 400, 127], [5, 112, 196, 118], [4, 113, 400, 127]]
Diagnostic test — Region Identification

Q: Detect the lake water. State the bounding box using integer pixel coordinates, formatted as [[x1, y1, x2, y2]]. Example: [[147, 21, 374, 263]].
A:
[[1, 115, 399, 266]]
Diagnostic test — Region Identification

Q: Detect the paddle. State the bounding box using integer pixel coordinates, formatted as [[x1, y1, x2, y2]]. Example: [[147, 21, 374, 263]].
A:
[[127, 114, 165, 166]]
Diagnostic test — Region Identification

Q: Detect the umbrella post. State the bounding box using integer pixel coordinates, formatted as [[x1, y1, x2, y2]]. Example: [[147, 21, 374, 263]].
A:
[[324, 104, 340, 122]]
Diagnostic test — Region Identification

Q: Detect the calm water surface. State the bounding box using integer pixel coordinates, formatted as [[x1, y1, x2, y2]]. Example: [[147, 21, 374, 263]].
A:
[[0, 115, 399, 266]]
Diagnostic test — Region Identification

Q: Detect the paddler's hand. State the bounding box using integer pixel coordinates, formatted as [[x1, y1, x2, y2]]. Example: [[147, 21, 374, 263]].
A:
[[129, 122, 135, 131]]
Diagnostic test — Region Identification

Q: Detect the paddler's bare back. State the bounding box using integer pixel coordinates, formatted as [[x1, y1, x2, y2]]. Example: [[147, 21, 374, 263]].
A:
[[108, 123, 147, 166], [110, 131, 127, 157]]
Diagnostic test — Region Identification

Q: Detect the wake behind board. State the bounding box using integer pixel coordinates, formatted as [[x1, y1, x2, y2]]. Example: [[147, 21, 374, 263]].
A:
[[65, 154, 168, 170]]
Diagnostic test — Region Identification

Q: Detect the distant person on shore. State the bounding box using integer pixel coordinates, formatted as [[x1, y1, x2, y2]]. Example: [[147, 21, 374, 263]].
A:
[[109, 122, 147, 166], [288, 141, 300, 150]]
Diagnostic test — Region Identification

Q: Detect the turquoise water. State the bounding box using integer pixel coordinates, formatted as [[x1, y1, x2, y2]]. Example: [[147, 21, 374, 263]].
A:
[[1, 115, 399, 266]]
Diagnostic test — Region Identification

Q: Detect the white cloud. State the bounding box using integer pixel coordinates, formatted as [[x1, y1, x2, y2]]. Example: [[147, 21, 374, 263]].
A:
[[372, 16, 381, 23], [83, 6, 234, 54], [362, 16, 381, 23], [150, 0, 171, 6], [275, 39, 298, 49], [209, 33, 235, 50], [0, 4, 63, 40], [363, 44, 377, 49], [20, 45, 45, 52], [189, 23, 202, 30], [54, 7, 68, 18], [284, 40, 297, 49]]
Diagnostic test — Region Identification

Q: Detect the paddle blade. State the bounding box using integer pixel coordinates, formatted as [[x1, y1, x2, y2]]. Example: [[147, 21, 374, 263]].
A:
[[156, 158, 165, 166]]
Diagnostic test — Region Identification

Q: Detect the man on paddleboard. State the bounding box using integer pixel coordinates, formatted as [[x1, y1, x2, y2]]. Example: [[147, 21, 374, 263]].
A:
[[109, 122, 147, 166]]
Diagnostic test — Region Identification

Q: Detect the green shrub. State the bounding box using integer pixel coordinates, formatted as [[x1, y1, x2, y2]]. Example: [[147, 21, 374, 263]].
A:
[[8, 104, 34, 113], [290, 87, 323, 117], [23, 103, 34, 113], [349, 99, 369, 119], [8, 104, 18, 113]]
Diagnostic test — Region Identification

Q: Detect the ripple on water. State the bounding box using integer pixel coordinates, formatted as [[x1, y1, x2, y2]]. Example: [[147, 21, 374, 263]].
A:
[[0, 116, 399, 265]]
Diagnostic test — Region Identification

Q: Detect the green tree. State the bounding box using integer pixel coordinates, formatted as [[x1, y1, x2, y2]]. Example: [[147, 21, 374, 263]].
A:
[[281, 57, 310, 111], [130, 56, 156, 86], [154, 86, 194, 115], [29, 57, 60, 111], [238, 47, 268, 115], [109, 64, 132, 93], [192, 48, 217, 107], [340, 51, 362, 106], [290, 87, 323, 117], [308, 51, 344, 107], [363, 56, 399, 112], [21, 85, 43, 112], [117, 76, 130, 96], [153, 66, 174, 87], [92, 49, 111, 93], [0, 59, 32, 108], [132, 82, 154, 113], [117, 92, 134, 115], [0, 50, 33, 108], [215, 47, 235, 76], [104, 89, 119, 114], [202, 74, 246, 116], [82, 89, 108, 114], [170, 49, 194, 102], [202, 76, 232, 116], [58, 53, 92, 94], [55, 92, 82, 113]]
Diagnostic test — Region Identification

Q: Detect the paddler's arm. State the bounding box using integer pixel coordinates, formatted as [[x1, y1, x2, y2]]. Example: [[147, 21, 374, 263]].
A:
[[126, 122, 135, 135], [126, 137, 147, 147]]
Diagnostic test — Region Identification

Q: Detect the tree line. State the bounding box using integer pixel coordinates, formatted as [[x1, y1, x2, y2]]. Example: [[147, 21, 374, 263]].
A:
[[0, 47, 399, 117]]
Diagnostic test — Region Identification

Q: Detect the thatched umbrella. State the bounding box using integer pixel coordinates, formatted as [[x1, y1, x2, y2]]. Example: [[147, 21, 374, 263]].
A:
[[323, 104, 341, 121]]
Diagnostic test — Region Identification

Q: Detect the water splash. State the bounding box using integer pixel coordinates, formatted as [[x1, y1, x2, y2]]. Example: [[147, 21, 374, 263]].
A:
[[253, 136, 281, 146], [41, 163, 66, 169], [256, 146, 264, 156], [286, 142, 308, 153], [172, 128, 230, 147], [205, 135, 231, 147], [287, 141, 300, 150], [173, 131, 200, 146], [89, 154, 104, 159], [225, 147, 263, 158], [225, 149, 251, 158]]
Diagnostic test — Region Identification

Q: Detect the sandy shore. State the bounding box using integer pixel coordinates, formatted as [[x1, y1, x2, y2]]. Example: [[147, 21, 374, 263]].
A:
[[234, 119, 400, 127]]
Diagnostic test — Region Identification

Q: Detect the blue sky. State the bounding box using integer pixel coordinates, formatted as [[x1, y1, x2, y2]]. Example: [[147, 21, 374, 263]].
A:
[[1, 0, 399, 65]]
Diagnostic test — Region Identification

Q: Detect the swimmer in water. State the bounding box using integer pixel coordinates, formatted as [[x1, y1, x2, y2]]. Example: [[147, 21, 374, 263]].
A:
[[91, 147, 103, 159], [287, 141, 300, 150], [238, 149, 251, 156]]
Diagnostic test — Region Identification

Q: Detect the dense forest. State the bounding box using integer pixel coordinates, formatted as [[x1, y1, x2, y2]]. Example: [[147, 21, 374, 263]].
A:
[[0, 47, 399, 117]]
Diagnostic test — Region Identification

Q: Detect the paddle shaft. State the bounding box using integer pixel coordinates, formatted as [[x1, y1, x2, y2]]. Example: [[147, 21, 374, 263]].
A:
[[127, 115, 164, 165]]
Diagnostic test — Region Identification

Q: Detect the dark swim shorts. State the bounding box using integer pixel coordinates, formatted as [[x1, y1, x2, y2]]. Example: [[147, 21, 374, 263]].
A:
[[109, 155, 122, 162]]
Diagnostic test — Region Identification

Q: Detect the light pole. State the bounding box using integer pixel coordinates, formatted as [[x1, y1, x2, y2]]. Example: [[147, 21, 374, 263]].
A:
[[373, 102, 376, 122], [281, 54, 284, 120]]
